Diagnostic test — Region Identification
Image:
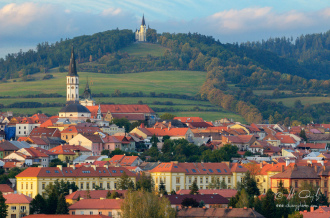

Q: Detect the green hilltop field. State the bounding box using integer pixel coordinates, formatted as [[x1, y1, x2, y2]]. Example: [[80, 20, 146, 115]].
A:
[[0, 43, 245, 122]]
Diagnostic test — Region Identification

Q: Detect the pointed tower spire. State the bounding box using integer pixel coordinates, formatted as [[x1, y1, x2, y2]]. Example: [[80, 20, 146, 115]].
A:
[[68, 45, 78, 76], [141, 14, 145, 26], [86, 76, 89, 89]]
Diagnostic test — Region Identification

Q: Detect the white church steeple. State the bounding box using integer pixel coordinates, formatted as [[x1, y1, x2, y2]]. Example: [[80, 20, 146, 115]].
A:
[[66, 46, 79, 103]]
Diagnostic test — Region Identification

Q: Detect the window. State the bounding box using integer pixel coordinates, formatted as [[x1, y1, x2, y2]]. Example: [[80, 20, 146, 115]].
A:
[[20, 206, 26, 212], [21, 183, 23, 189], [325, 180, 328, 188], [176, 177, 180, 184], [11, 206, 16, 210], [257, 178, 260, 182], [200, 178, 203, 184], [81, 211, 84, 215], [107, 183, 110, 189], [208, 169, 213, 173], [189, 177, 191, 184], [176, 186, 180, 191], [42, 183, 45, 189], [114, 183, 117, 189], [194, 178, 197, 183], [31, 183, 33, 189], [26, 183, 28, 189], [310, 180, 313, 185], [87, 183, 90, 189], [90, 212, 93, 215], [325, 191, 328, 196], [93, 183, 95, 189], [206, 178, 208, 184], [295, 180, 298, 188], [72, 212, 75, 215], [216, 169, 221, 173], [228, 177, 231, 183], [81, 183, 84, 189], [192, 169, 196, 173], [100, 183, 103, 189], [316, 180, 319, 187], [99, 212, 102, 215], [108, 212, 112, 217]]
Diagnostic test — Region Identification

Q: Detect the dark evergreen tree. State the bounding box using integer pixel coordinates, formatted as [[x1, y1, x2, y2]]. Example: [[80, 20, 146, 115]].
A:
[[56, 193, 69, 214], [0, 191, 8, 218], [181, 197, 199, 208], [106, 191, 112, 199], [46, 188, 58, 214], [159, 180, 167, 195], [30, 194, 46, 214], [189, 181, 199, 195], [117, 171, 135, 190], [262, 189, 276, 218]]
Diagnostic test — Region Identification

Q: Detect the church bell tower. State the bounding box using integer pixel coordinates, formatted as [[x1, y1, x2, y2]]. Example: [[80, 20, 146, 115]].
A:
[[66, 46, 79, 104]]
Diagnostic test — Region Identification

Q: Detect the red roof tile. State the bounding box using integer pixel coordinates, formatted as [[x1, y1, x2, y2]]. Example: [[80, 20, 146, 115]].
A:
[[174, 117, 204, 123], [69, 199, 123, 210], [3, 193, 32, 204], [65, 190, 127, 200], [0, 184, 14, 193]]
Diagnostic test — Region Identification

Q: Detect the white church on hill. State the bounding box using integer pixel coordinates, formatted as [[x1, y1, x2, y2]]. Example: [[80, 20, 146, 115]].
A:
[[135, 14, 147, 42]]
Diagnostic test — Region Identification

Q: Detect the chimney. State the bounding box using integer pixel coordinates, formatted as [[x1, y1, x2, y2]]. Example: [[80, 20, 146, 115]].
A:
[[272, 162, 274, 167], [310, 206, 314, 212], [243, 207, 247, 210], [281, 165, 284, 172], [168, 122, 172, 130], [104, 165, 108, 169], [69, 189, 73, 194], [57, 165, 63, 171], [314, 165, 318, 172], [260, 162, 263, 168], [229, 206, 233, 209]]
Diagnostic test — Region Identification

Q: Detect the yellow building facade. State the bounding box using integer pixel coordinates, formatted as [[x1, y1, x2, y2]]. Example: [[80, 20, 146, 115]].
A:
[[149, 162, 247, 193], [16, 165, 136, 198], [3, 193, 32, 218]]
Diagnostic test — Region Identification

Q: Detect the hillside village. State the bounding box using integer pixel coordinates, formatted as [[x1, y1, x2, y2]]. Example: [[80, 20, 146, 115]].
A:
[[0, 22, 329, 218]]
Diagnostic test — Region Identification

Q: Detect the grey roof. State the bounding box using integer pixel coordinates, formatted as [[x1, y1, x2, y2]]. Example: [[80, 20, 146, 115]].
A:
[[60, 103, 91, 113], [9, 141, 30, 149], [73, 155, 90, 164], [68, 46, 78, 77]]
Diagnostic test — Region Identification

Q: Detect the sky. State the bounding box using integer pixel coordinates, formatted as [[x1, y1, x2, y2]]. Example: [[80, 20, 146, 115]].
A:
[[1, 0, 330, 58]]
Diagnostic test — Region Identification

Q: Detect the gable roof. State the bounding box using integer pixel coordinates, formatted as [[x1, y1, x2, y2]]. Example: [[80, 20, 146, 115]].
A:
[[65, 190, 127, 200], [3, 193, 32, 204], [0, 140, 19, 151], [144, 127, 190, 137], [165, 194, 229, 205], [174, 117, 204, 123], [29, 127, 61, 137], [69, 199, 123, 210], [0, 184, 14, 193], [16, 166, 136, 178], [87, 104, 154, 114]]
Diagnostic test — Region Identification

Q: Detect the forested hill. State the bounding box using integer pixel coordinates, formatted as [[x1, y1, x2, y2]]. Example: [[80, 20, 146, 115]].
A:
[[2, 28, 330, 124], [240, 31, 330, 80], [0, 29, 135, 80]]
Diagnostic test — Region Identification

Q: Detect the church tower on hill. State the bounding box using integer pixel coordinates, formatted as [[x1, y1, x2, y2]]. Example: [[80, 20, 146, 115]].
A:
[[135, 14, 147, 42], [66, 46, 79, 103]]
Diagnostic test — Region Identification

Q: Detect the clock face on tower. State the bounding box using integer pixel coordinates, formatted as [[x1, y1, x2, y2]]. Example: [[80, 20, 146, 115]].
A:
[[71, 86, 74, 89]]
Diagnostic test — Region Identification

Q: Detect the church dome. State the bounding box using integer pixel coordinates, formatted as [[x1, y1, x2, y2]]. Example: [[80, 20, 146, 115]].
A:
[[60, 103, 91, 113]]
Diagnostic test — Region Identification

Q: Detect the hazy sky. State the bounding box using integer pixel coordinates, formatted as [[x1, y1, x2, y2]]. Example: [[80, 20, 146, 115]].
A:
[[1, 0, 330, 57]]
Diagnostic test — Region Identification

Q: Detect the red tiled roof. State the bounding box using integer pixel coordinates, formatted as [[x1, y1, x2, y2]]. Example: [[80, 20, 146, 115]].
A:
[[65, 190, 127, 200], [149, 162, 232, 175], [88, 104, 154, 115], [165, 194, 229, 205], [176, 189, 237, 198], [109, 155, 125, 164], [111, 113, 145, 120], [174, 117, 204, 123], [276, 134, 297, 144], [186, 122, 213, 128], [16, 166, 136, 178], [144, 127, 190, 137], [29, 127, 60, 137], [177, 208, 264, 218], [25, 215, 109, 218], [230, 163, 248, 173], [68, 199, 123, 210], [3, 193, 32, 204], [81, 134, 103, 143], [23, 147, 49, 158], [0, 184, 14, 193], [61, 126, 100, 134], [223, 135, 255, 144], [49, 145, 76, 155], [297, 143, 326, 149]]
